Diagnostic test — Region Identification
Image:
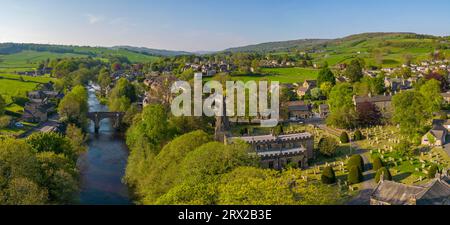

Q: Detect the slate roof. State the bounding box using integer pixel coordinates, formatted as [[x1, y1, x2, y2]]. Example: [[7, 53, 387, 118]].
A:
[[354, 95, 392, 104], [371, 177, 450, 205]]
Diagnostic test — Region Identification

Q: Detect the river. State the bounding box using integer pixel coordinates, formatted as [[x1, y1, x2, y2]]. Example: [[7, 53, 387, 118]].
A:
[[76, 86, 132, 205]]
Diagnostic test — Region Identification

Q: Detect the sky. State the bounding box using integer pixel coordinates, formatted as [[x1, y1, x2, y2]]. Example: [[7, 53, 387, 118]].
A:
[[1, 0, 450, 52]]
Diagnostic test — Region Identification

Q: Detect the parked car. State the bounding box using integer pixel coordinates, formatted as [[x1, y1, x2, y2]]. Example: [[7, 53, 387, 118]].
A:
[[15, 122, 24, 128]]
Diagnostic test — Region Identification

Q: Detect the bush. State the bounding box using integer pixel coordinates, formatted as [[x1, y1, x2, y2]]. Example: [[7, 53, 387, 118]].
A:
[[353, 130, 364, 141], [347, 155, 364, 172], [372, 156, 384, 171], [428, 164, 439, 179], [340, 132, 349, 143], [321, 166, 336, 184], [318, 137, 339, 157], [375, 167, 392, 183], [348, 166, 363, 185], [0, 116, 12, 129]]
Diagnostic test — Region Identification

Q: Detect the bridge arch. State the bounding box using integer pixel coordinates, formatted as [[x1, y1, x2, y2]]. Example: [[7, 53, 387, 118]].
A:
[[87, 112, 125, 133]]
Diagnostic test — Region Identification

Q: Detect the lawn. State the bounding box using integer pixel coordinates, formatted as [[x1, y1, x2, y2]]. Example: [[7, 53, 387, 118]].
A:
[[230, 67, 319, 84]]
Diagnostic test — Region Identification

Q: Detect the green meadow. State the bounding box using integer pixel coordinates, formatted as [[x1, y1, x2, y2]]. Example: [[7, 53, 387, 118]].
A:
[[0, 73, 55, 104], [231, 67, 319, 84]]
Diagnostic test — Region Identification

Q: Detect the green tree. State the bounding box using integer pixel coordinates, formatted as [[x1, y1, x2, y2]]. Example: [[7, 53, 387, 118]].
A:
[[340, 132, 350, 144], [419, 79, 443, 114], [26, 132, 77, 162], [36, 152, 78, 204], [108, 78, 136, 111], [2, 178, 48, 205], [318, 137, 339, 157], [317, 67, 336, 86], [97, 68, 112, 97], [321, 166, 337, 184], [428, 164, 439, 179], [392, 91, 429, 137], [328, 83, 354, 111], [65, 124, 87, 155], [348, 166, 363, 185], [375, 167, 392, 183], [347, 155, 364, 172], [353, 130, 364, 141], [372, 156, 384, 171], [345, 59, 364, 83], [58, 85, 88, 128]]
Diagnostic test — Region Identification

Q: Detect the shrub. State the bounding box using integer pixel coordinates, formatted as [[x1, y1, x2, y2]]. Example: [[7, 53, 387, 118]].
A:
[[318, 137, 339, 157], [375, 167, 392, 183], [348, 166, 363, 185], [428, 164, 439, 179], [353, 130, 364, 141], [347, 155, 364, 172], [372, 156, 384, 171], [340, 132, 350, 143], [0, 116, 12, 129], [321, 166, 336, 184]]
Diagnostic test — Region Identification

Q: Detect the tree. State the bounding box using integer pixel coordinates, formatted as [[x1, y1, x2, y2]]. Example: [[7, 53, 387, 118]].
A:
[[328, 83, 354, 111], [65, 124, 87, 155], [321, 166, 336, 184], [108, 78, 137, 112], [97, 68, 112, 97], [317, 67, 336, 86], [58, 85, 88, 128], [353, 130, 364, 141], [345, 59, 364, 83], [320, 82, 333, 98], [425, 72, 448, 91], [428, 164, 439, 179], [347, 155, 364, 172], [419, 79, 443, 115], [356, 101, 382, 127], [372, 156, 384, 171], [395, 140, 415, 156], [3, 178, 48, 205], [392, 91, 430, 137], [375, 167, 392, 183], [26, 132, 77, 162], [310, 88, 323, 100], [318, 137, 339, 157], [36, 152, 78, 204], [340, 132, 350, 144], [348, 166, 363, 185]]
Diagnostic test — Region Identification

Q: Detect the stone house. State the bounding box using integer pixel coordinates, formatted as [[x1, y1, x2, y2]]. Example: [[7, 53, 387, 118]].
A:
[[422, 124, 448, 146], [319, 104, 330, 118], [286, 101, 313, 120], [296, 80, 317, 97], [353, 94, 393, 118], [370, 174, 450, 205]]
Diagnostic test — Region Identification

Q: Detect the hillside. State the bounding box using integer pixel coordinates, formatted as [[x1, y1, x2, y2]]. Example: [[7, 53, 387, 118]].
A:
[[112, 46, 191, 56], [0, 43, 162, 72], [225, 32, 450, 67], [224, 39, 329, 53]]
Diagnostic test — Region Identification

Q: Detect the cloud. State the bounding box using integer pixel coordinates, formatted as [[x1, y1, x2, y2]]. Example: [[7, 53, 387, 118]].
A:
[[85, 14, 105, 25]]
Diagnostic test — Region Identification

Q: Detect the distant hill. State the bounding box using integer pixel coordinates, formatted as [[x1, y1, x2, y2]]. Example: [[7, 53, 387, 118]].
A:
[[224, 32, 450, 67], [111, 45, 192, 56], [224, 39, 329, 53]]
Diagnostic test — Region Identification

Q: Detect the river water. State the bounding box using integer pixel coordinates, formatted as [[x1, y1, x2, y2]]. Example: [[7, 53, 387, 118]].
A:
[[76, 87, 132, 205]]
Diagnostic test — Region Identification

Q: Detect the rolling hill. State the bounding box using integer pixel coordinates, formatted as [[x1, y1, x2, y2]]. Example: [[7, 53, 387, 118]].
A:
[[225, 32, 450, 67]]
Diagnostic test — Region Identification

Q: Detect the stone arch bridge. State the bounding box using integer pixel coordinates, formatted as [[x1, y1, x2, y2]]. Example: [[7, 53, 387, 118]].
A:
[[87, 112, 125, 133]]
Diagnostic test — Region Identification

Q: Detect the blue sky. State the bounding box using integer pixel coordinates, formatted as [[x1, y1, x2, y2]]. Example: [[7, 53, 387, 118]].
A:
[[1, 0, 450, 51]]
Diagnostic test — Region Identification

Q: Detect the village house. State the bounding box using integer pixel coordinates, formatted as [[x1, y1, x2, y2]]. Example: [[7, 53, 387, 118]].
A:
[[230, 132, 315, 169], [441, 92, 450, 104], [296, 80, 317, 97], [22, 88, 62, 123], [353, 94, 393, 117], [370, 173, 450, 205], [286, 101, 313, 120], [319, 104, 330, 118], [421, 124, 448, 146], [143, 74, 178, 107]]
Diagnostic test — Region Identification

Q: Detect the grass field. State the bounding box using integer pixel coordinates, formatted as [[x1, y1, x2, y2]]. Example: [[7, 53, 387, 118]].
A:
[[0, 50, 87, 72], [0, 73, 55, 104], [230, 67, 319, 84]]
